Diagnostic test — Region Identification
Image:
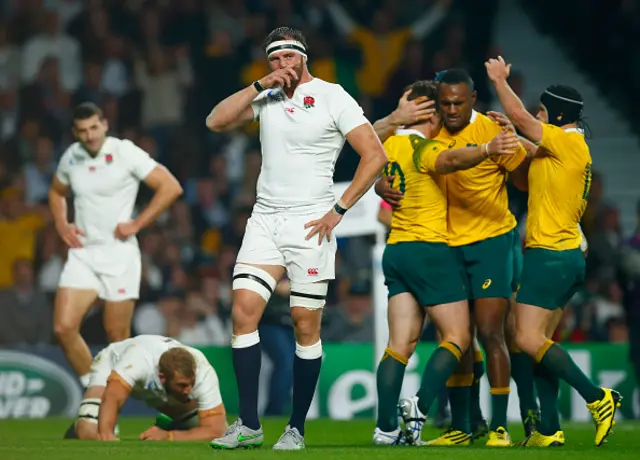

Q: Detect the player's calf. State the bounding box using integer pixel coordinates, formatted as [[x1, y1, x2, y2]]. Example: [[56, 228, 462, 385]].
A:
[[286, 281, 326, 444]]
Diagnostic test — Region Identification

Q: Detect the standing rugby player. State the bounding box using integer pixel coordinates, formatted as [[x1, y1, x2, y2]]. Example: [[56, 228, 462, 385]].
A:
[[205, 27, 387, 450], [374, 70, 527, 446], [486, 56, 620, 447], [50, 103, 183, 389]]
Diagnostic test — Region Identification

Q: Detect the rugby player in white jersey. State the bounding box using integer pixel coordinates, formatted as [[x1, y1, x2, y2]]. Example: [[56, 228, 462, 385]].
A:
[[70, 335, 226, 441], [205, 27, 387, 450], [49, 103, 183, 390]]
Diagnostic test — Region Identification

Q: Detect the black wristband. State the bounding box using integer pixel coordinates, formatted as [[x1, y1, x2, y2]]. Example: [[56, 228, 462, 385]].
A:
[[253, 80, 264, 92], [334, 202, 347, 215]]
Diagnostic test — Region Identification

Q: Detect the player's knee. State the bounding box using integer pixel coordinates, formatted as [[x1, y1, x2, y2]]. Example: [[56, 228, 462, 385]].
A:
[[476, 318, 506, 348], [290, 281, 327, 345], [387, 338, 417, 360], [441, 332, 471, 355], [231, 264, 277, 333], [513, 330, 539, 357], [54, 318, 82, 342]]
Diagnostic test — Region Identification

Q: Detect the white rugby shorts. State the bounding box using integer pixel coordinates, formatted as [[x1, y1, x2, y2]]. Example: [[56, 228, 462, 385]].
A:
[[236, 212, 337, 283], [87, 344, 118, 388], [58, 243, 141, 301]]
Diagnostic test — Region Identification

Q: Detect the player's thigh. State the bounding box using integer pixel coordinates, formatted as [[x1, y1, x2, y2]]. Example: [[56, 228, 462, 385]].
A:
[[459, 230, 514, 300], [428, 300, 471, 352], [54, 289, 99, 335], [387, 292, 425, 357], [383, 241, 467, 308], [76, 385, 106, 439], [102, 300, 135, 342], [516, 248, 585, 311]]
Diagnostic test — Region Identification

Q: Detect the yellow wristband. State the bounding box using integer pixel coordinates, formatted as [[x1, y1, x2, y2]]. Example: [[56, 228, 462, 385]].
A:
[[167, 431, 174, 441]]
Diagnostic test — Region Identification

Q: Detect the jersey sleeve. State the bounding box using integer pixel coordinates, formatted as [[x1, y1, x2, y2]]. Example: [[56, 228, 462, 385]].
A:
[[122, 140, 157, 180], [330, 85, 369, 136], [415, 140, 446, 173], [192, 362, 224, 414], [250, 89, 275, 121], [492, 143, 527, 172], [109, 347, 149, 390], [538, 123, 565, 158], [55, 149, 73, 185]]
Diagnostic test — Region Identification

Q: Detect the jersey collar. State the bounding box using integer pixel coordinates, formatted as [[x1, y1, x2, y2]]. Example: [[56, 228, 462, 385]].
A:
[[395, 128, 426, 138], [564, 127, 584, 135]]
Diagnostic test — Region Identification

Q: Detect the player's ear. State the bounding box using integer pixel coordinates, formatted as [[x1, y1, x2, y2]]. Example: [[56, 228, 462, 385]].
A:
[[471, 91, 477, 104], [102, 117, 109, 133]]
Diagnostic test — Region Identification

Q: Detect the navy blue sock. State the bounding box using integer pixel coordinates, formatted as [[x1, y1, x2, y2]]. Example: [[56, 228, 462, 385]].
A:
[[232, 339, 262, 430], [288, 343, 322, 436]]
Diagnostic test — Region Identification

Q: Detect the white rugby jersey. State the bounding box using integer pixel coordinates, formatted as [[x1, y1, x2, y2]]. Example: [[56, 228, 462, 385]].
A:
[[105, 335, 222, 413], [251, 78, 369, 214], [56, 137, 157, 246]]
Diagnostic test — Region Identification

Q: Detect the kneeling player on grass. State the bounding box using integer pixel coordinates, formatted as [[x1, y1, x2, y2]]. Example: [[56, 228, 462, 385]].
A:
[[372, 80, 520, 445], [68, 335, 227, 441]]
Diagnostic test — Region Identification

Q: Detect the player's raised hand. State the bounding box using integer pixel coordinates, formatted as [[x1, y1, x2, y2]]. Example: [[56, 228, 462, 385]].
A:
[[485, 55, 511, 82], [259, 66, 299, 89], [393, 90, 436, 126], [374, 175, 403, 208], [56, 222, 84, 248], [305, 208, 343, 246], [114, 220, 141, 241], [487, 111, 516, 133], [139, 426, 170, 441], [487, 130, 520, 156]]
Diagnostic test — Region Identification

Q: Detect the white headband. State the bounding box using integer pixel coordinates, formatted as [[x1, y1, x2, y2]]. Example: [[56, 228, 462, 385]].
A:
[[266, 39, 307, 58], [544, 90, 583, 105]]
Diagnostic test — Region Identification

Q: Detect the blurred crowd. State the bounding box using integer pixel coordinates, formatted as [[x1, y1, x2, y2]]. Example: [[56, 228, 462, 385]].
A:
[[0, 0, 637, 355]]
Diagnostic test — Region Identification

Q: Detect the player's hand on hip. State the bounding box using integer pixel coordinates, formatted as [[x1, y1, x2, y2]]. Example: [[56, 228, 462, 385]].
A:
[[394, 90, 436, 125], [114, 220, 140, 241], [56, 222, 84, 248], [487, 130, 519, 156], [485, 55, 511, 82], [305, 209, 343, 246], [374, 175, 403, 208], [139, 426, 170, 441], [259, 67, 299, 89], [486, 111, 516, 133]]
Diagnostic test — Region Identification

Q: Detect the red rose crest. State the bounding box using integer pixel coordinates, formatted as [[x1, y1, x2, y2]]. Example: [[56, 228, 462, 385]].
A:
[[303, 95, 315, 108], [105, 153, 113, 164]]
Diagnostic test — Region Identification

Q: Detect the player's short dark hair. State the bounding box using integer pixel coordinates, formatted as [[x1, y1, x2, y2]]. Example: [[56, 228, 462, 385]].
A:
[[159, 348, 196, 380], [263, 27, 308, 51], [435, 68, 475, 92], [73, 102, 103, 121], [405, 80, 439, 107]]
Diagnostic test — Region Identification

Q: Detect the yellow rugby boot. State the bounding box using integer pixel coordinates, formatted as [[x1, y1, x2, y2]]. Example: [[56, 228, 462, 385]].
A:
[[425, 428, 472, 446], [485, 427, 512, 447], [519, 430, 565, 447], [586, 388, 622, 446]]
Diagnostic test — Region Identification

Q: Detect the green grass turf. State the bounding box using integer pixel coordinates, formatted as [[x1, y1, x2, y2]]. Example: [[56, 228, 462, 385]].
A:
[[0, 417, 638, 460]]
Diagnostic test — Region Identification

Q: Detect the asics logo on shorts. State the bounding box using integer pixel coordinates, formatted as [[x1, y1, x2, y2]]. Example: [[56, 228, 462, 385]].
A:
[[482, 279, 492, 289]]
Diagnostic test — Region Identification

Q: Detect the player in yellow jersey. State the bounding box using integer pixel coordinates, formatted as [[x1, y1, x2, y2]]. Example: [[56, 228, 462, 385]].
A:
[[486, 56, 622, 448], [375, 69, 527, 447], [372, 80, 519, 446]]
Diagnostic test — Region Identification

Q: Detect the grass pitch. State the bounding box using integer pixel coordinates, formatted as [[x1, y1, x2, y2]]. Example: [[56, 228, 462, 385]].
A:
[[1, 417, 639, 460]]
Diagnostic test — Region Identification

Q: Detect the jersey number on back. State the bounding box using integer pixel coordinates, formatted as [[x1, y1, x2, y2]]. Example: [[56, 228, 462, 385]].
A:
[[581, 163, 592, 200], [383, 162, 406, 194]]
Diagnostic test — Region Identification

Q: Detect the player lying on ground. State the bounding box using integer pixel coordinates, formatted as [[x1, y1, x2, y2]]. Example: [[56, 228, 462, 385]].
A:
[[49, 102, 183, 390], [372, 80, 520, 446], [486, 55, 621, 447], [205, 26, 387, 451], [374, 69, 528, 447], [68, 335, 227, 441]]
